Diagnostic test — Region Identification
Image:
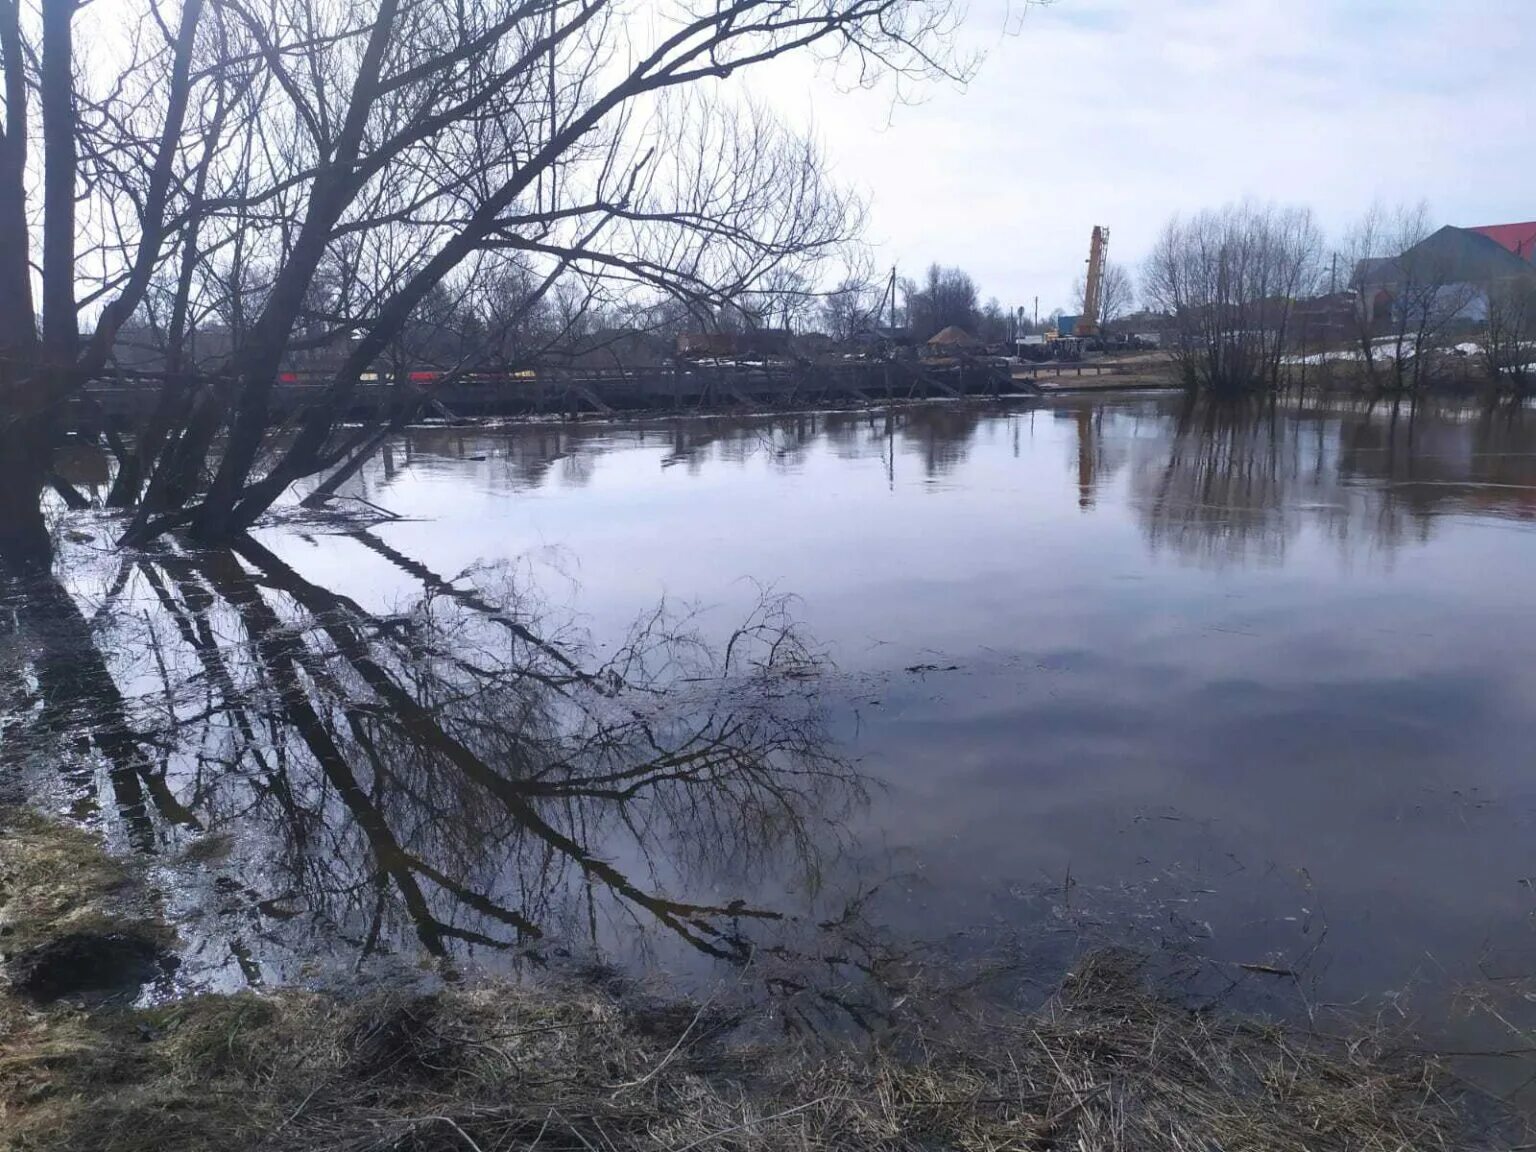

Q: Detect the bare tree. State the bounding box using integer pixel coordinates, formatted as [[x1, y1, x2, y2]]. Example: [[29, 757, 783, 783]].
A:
[[1071, 260, 1134, 332], [976, 296, 1010, 344], [902, 263, 980, 341], [1390, 235, 1480, 395], [0, 0, 975, 568], [1142, 202, 1323, 394], [1099, 262, 1135, 329], [1, 0, 206, 564], [1482, 278, 1536, 395], [1339, 202, 1454, 393], [819, 275, 883, 341]]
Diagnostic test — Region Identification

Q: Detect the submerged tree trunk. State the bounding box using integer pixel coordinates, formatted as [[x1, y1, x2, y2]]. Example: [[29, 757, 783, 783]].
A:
[[0, 444, 51, 571], [0, 382, 57, 571]]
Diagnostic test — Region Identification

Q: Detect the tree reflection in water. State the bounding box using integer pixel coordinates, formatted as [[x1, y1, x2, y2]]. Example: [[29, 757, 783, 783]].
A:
[[1131, 397, 1536, 567], [1, 533, 882, 1025]]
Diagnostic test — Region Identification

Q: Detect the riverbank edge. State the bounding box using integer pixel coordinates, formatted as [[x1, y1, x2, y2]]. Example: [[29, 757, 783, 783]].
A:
[[0, 808, 1504, 1151]]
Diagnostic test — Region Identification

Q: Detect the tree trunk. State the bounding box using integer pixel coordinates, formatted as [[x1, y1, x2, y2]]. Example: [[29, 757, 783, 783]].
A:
[[0, 420, 53, 572], [40, 0, 77, 363]]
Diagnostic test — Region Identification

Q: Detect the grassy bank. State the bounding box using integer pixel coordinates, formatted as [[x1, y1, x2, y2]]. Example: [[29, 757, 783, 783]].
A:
[[0, 810, 1498, 1151]]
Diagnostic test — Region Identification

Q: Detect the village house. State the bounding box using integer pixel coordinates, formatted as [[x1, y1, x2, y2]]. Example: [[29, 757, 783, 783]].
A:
[[1355, 224, 1536, 326]]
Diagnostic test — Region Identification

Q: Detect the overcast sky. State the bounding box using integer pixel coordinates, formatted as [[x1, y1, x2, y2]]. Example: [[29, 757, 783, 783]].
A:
[[755, 0, 1535, 317]]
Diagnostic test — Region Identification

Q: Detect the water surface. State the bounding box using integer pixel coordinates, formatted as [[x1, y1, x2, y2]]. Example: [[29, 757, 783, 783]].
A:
[[18, 395, 1536, 1067], [340, 400, 1536, 997]]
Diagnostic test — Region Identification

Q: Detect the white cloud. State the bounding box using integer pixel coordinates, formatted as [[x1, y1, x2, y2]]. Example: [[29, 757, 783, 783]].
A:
[[743, 0, 1536, 315]]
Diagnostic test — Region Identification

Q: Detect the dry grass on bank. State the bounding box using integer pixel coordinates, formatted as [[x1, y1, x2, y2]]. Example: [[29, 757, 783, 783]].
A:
[[0, 958, 1485, 1152], [0, 809, 167, 958], [0, 809, 1501, 1151]]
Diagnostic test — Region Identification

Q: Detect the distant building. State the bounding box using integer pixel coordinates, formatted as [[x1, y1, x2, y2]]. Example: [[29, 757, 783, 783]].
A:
[[1290, 292, 1366, 344], [1354, 225, 1536, 325], [549, 328, 671, 371], [850, 324, 911, 350], [1468, 221, 1536, 263], [1115, 310, 1172, 331], [1115, 310, 1176, 346], [675, 328, 794, 360], [675, 332, 736, 359], [790, 332, 835, 357]]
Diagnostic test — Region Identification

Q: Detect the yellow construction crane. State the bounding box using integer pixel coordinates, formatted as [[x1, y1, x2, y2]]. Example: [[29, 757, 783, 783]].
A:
[[1075, 226, 1110, 338]]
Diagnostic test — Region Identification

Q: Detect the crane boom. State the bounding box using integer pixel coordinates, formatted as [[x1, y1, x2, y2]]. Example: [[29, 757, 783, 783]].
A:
[[1076, 226, 1110, 337]]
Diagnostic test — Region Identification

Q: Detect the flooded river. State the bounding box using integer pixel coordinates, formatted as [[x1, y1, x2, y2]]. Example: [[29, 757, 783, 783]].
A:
[[10, 394, 1536, 1076]]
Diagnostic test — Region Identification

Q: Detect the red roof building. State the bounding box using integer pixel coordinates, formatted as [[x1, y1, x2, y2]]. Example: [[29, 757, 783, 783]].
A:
[[1468, 221, 1536, 262]]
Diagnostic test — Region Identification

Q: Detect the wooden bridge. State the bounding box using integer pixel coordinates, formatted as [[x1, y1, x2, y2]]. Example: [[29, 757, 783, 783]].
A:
[[73, 356, 1040, 430]]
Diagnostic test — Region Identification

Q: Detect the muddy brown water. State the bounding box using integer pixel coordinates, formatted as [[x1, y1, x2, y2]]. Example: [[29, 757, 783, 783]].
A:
[[10, 393, 1536, 1095]]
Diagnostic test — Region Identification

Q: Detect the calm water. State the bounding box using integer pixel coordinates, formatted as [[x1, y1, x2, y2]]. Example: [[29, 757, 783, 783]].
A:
[[315, 399, 1536, 998], [14, 394, 1536, 1063]]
